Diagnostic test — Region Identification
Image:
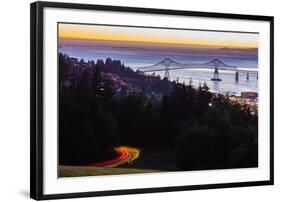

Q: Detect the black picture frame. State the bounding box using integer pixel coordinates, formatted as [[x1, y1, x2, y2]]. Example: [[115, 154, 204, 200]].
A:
[[30, 1, 274, 200]]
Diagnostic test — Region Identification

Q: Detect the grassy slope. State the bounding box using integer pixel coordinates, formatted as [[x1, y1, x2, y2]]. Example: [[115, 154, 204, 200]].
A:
[[59, 146, 179, 177], [120, 146, 179, 171], [59, 166, 159, 177]]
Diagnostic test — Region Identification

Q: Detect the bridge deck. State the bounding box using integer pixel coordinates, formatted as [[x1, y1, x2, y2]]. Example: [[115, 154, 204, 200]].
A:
[[137, 58, 258, 73], [138, 66, 258, 73]]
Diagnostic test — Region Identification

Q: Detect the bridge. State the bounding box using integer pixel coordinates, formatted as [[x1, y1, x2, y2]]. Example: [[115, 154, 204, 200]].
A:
[[137, 58, 258, 81]]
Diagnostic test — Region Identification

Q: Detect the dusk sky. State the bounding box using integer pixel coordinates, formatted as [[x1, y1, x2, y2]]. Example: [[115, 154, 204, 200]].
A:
[[59, 23, 258, 49], [58, 23, 259, 94]]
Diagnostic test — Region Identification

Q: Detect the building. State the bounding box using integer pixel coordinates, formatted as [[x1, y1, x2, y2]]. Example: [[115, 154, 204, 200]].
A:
[[241, 92, 258, 99]]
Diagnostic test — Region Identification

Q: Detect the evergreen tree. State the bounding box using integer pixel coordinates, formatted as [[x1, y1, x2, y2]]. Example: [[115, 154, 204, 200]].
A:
[[78, 68, 90, 93], [92, 66, 102, 96]]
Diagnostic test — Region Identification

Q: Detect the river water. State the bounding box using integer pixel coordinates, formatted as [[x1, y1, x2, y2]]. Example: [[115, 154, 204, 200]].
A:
[[59, 46, 258, 95]]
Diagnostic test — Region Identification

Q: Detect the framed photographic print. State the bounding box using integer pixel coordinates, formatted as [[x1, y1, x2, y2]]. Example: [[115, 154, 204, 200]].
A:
[[30, 1, 274, 200]]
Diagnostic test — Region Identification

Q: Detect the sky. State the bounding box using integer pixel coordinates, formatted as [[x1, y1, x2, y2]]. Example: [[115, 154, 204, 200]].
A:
[[58, 23, 259, 94], [59, 23, 259, 49]]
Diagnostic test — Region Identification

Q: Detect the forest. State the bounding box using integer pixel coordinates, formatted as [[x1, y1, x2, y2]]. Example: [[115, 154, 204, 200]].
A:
[[59, 53, 258, 171]]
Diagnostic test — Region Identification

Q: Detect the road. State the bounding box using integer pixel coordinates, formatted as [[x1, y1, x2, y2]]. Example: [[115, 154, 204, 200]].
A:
[[84, 146, 140, 168]]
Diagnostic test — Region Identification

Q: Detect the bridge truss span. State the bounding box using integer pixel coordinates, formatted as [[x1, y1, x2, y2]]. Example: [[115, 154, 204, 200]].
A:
[[137, 58, 258, 81]]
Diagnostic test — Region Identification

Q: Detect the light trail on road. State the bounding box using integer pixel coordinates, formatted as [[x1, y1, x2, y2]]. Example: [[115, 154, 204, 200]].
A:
[[84, 146, 140, 167]]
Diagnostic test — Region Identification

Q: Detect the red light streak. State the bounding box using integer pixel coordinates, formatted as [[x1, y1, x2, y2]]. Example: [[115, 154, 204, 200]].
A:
[[83, 147, 135, 167]]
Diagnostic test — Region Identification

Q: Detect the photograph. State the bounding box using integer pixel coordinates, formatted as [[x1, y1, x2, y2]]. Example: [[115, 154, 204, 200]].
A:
[[58, 23, 259, 177]]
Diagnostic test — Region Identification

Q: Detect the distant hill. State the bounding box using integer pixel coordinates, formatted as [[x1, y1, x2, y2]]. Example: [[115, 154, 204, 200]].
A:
[[218, 47, 258, 54]]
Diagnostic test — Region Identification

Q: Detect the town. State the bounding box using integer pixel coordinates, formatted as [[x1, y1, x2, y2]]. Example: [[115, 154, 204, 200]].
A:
[[60, 53, 258, 115]]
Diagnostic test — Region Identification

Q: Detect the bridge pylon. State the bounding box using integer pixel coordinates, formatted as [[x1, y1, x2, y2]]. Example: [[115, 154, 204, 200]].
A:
[[246, 72, 249, 80], [235, 72, 239, 82], [164, 67, 170, 80], [211, 67, 222, 81]]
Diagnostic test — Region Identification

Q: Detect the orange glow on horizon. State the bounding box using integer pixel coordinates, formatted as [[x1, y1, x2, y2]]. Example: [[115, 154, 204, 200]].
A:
[[59, 24, 258, 49]]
